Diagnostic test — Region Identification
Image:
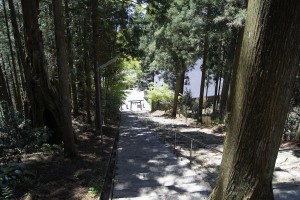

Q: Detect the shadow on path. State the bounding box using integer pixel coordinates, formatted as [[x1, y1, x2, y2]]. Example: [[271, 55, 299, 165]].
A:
[[113, 112, 211, 200]]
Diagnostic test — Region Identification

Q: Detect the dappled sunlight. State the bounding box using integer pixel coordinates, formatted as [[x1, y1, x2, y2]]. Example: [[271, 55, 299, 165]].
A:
[[113, 112, 211, 199]]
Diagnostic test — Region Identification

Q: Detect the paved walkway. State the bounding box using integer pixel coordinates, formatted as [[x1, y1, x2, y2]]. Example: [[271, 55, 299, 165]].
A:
[[113, 112, 211, 200]]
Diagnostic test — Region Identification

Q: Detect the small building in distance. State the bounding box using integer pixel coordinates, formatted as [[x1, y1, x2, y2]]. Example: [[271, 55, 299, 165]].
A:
[[121, 88, 151, 111]]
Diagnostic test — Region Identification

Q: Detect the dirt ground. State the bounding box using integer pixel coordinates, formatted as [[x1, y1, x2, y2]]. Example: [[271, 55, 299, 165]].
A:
[[14, 115, 118, 200]]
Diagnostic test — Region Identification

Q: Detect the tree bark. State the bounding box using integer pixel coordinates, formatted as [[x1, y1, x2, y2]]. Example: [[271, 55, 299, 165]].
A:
[[198, 33, 209, 122], [0, 54, 12, 107], [52, 0, 76, 157], [83, 19, 92, 124], [21, 0, 75, 157], [92, 0, 103, 135], [64, 0, 79, 116], [3, 0, 22, 112], [171, 67, 185, 117], [219, 35, 238, 121], [0, 61, 13, 114], [8, 0, 29, 118], [212, 75, 219, 113], [209, 1, 300, 199]]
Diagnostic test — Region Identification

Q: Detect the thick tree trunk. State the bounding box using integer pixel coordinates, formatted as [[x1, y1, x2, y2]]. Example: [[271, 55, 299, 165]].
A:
[[3, 0, 22, 112], [21, 0, 75, 157], [52, 0, 76, 157], [64, 0, 79, 116], [171, 67, 185, 117], [209, 1, 300, 199]]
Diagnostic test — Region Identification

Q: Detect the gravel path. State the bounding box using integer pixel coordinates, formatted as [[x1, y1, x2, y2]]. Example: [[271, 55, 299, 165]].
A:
[[135, 111, 300, 200], [113, 112, 211, 200]]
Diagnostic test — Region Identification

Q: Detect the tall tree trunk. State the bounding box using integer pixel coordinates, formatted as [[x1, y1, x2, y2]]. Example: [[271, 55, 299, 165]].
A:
[[92, 0, 102, 135], [209, 1, 300, 199], [52, 0, 76, 157], [219, 71, 231, 120], [64, 0, 79, 115], [8, 0, 29, 118], [3, 0, 22, 112], [0, 62, 13, 112], [83, 21, 92, 124], [198, 34, 209, 122], [0, 54, 13, 107], [212, 75, 219, 113], [171, 67, 185, 117], [21, 0, 75, 157], [5, 54, 18, 109], [225, 27, 244, 124], [205, 74, 209, 101]]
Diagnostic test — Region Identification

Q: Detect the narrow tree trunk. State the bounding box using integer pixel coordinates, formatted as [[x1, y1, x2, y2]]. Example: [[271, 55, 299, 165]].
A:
[[212, 75, 219, 113], [220, 30, 240, 121], [219, 72, 231, 120], [209, 1, 300, 199], [8, 0, 29, 118], [217, 68, 222, 106], [5, 54, 18, 109], [52, 0, 76, 157], [64, 0, 79, 116], [3, 0, 22, 112], [0, 54, 13, 107], [205, 74, 209, 101], [171, 67, 185, 117], [83, 19, 92, 124], [225, 28, 244, 123], [0, 62, 13, 114], [198, 34, 209, 122], [92, 0, 102, 135]]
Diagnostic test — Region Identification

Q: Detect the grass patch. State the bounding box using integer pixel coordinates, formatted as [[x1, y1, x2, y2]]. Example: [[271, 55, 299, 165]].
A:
[[88, 176, 104, 198]]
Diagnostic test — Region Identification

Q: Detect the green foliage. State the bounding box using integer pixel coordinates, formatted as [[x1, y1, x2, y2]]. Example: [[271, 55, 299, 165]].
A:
[[284, 106, 300, 140], [146, 82, 174, 111], [0, 185, 13, 199], [105, 82, 127, 120], [0, 110, 49, 198], [120, 57, 142, 89], [40, 143, 63, 154], [180, 90, 193, 110], [0, 110, 49, 164], [88, 176, 104, 198], [0, 162, 36, 199]]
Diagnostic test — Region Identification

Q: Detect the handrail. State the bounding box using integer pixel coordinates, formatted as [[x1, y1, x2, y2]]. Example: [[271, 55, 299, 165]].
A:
[[175, 132, 223, 153], [171, 131, 223, 166], [99, 128, 119, 200]]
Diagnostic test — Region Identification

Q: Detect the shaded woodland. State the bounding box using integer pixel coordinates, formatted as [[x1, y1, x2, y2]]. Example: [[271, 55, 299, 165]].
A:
[[0, 0, 300, 199]]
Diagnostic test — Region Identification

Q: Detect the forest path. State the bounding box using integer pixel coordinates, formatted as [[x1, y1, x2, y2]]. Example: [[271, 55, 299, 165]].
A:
[[113, 112, 211, 200]]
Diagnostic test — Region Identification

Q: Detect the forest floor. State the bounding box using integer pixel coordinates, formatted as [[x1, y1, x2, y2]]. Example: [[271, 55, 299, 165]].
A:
[[15, 114, 119, 200], [136, 110, 300, 190]]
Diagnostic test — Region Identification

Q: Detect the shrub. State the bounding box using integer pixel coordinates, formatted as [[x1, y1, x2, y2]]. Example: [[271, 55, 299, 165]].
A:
[[146, 82, 174, 111], [284, 106, 300, 140], [0, 110, 48, 199]]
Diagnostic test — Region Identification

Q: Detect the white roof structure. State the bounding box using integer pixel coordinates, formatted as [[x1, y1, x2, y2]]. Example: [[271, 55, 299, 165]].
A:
[[121, 88, 151, 111]]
